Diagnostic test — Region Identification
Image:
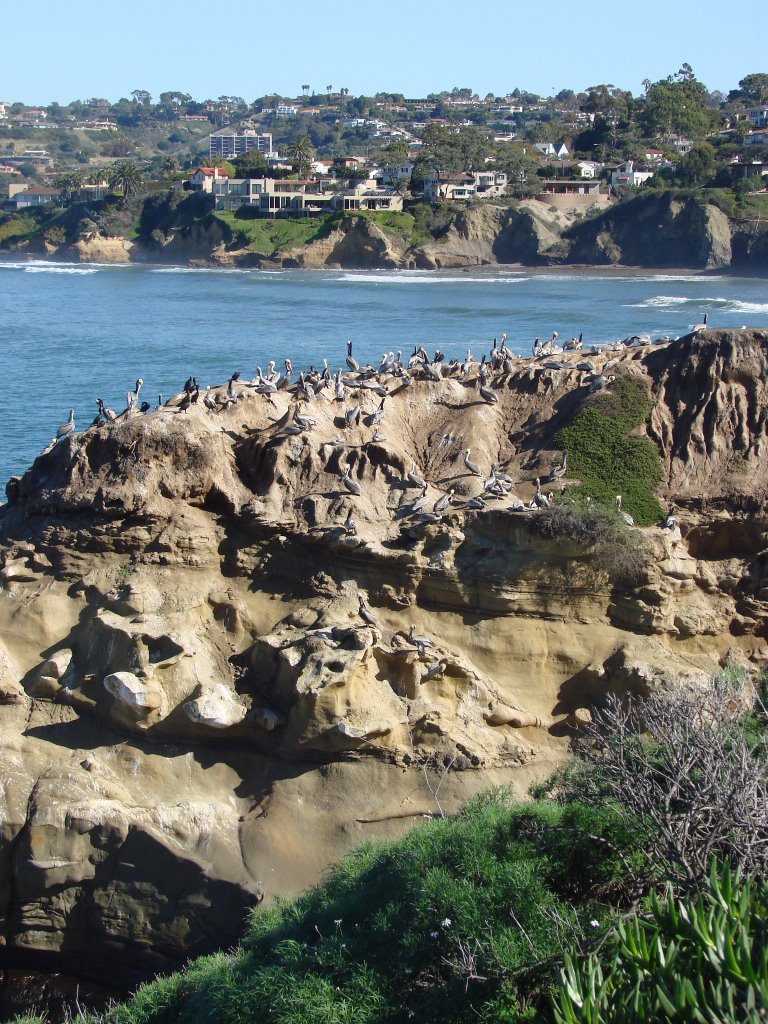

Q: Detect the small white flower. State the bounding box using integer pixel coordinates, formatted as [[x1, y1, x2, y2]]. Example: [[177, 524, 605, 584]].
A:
[[441, 918, 452, 928], [590, 919, 600, 928], [430, 930, 439, 939]]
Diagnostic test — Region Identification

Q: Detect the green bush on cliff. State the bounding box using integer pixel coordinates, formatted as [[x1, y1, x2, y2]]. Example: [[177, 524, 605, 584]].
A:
[[95, 796, 636, 1024], [554, 375, 663, 525]]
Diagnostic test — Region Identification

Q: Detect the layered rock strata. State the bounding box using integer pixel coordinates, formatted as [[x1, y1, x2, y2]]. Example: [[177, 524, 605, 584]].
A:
[[0, 330, 766, 988]]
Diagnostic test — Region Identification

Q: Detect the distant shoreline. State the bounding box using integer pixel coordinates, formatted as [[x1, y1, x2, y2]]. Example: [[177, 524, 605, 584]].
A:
[[1, 253, 765, 279]]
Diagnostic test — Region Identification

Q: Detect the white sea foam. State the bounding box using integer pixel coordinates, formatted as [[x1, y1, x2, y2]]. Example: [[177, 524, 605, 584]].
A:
[[150, 266, 251, 275], [330, 272, 530, 285], [628, 295, 691, 308]]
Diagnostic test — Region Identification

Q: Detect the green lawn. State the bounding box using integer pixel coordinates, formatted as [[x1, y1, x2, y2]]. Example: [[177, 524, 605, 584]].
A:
[[212, 211, 338, 254]]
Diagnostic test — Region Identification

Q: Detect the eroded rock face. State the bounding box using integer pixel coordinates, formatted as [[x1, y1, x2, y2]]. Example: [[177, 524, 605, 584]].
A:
[[1, 330, 766, 988]]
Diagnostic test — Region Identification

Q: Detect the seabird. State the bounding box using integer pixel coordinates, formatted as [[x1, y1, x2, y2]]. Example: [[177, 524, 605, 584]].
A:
[[615, 495, 635, 526], [432, 488, 454, 515], [341, 463, 362, 496], [406, 461, 426, 489], [478, 380, 498, 404], [56, 409, 75, 440], [358, 596, 377, 627], [344, 404, 362, 428], [407, 624, 435, 651], [126, 378, 143, 409], [463, 448, 482, 477], [410, 483, 429, 513], [346, 340, 359, 373]]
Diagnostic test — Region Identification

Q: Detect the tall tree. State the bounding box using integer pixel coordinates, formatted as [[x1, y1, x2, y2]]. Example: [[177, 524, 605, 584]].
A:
[[287, 134, 315, 178], [108, 160, 144, 198], [131, 89, 152, 107], [639, 67, 711, 140]]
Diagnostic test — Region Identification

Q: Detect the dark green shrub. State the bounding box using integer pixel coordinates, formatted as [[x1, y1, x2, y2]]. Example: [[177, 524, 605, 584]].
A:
[[554, 375, 663, 525]]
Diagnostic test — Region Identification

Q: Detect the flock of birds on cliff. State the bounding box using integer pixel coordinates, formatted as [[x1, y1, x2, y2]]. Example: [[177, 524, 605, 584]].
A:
[[45, 322, 694, 536]]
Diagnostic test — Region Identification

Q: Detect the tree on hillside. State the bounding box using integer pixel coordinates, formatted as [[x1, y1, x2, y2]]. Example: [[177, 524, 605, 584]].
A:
[[131, 89, 152, 107], [52, 170, 84, 203], [728, 73, 768, 106], [380, 140, 409, 166], [233, 149, 267, 178], [639, 66, 712, 140], [108, 159, 144, 198], [287, 134, 314, 178], [674, 141, 717, 186]]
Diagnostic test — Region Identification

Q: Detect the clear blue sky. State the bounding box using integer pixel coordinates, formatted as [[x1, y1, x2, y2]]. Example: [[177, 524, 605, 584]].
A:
[[3, 0, 766, 105]]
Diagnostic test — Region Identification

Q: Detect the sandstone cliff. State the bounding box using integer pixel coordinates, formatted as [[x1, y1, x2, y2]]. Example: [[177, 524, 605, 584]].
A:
[[0, 331, 766, 992]]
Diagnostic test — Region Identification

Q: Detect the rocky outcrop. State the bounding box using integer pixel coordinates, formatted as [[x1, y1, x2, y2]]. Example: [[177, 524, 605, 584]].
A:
[[564, 193, 733, 268], [1, 331, 767, 991]]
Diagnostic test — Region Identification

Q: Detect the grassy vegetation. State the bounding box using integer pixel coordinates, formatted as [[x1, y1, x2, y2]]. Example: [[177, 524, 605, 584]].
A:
[[554, 374, 664, 525], [77, 796, 639, 1024], [0, 214, 38, 248], [212, 210, 338, 254], [11, 673, 768, 1024]]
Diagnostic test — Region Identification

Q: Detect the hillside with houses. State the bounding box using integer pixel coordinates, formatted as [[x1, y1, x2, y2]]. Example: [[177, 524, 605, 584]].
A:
[[1, 71, 767, 268]]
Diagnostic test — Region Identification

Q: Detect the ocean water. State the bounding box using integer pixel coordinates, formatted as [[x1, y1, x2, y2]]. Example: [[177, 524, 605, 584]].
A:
[[1, 259, 767, 489]]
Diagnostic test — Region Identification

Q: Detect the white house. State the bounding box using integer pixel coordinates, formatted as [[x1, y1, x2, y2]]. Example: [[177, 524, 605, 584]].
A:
[[610, 160, 655, 187], [576, 160, 604, 178], [747, 108, 768, 128], [534, 141, 569, 159]]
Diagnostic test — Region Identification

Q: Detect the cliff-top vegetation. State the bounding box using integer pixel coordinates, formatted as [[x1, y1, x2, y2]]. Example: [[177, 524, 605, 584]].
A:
[[16, 672, 763, 1024]]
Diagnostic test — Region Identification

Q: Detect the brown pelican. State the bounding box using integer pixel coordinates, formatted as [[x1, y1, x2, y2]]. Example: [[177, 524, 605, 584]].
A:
[[155, 394, 164, 411], [126, 378, 143, 409], [344, 404, 362, 428], [358, 596, 377, 627], [423, 659, 448, 681], [343, 510, 357, 535], [464, 495, 487, 510], [56, 409, 75, 440], [410, 483, 429, 513], [369, 397, 386, 426], [341, 464, 362, 495], [293, 406, 316, 430], [463, 448, 482, 476], [346, 340, 359, 373], [334, 369, 346, 402], [278, 359, 293, 390], [433, 488, 454, 515], [406, 461, 426, 489], [549, 450, 568, 481], [407, 624, 435, 652], [478, 380, 498, 404]]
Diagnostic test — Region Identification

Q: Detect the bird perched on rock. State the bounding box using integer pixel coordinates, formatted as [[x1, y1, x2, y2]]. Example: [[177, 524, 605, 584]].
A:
[[407, 624, 435, 654], [463, 448, 482, 477], [126, 378, 143, 409], [56, 409, 75, 441], [346, 340, 359, 373], [407, 461, 426, 489], [433, 488, 454, 515], [358, 596, 377, 627], [478, 380, 498, 404], [341, 463, 362, 495]]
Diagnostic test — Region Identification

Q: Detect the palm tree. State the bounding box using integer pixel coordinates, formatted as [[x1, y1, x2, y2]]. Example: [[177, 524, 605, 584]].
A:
[[286, 134, 315, 179], [108, 159, 144, 199], [326, 85, 333, 98], [52, 170, 84, 204], [302, 84, 310, 96]]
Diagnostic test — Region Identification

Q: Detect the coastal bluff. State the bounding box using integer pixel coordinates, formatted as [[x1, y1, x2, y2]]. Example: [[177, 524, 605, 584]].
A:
[[0, 330, 767, 992], [23, 192, 767, 271]]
